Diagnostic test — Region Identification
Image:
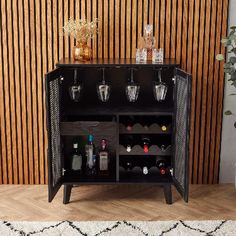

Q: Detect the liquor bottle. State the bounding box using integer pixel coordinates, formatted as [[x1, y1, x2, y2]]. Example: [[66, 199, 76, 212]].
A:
[[71, 142, 82, 173], [156, 159, 168, 175], [85, 134, 96, 176], [140, 136, 151, 153], [98, 139, 109, 175]]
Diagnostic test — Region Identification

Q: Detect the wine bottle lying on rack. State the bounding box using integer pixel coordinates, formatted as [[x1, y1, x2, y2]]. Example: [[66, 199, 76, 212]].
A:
[[156, 159, 168, 175], [155, 116, 172, 132], [140, 136, 151, 153], [120, 135, 135, 152], [120, 115, 136, 131]]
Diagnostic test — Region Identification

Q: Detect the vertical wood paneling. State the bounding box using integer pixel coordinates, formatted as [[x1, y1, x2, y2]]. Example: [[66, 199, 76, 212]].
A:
[[2, 0, 13, 184], [114, 0, 120, 58], [192, 0, 200, 184], [12, 0, 23, 184], [199, 0, 211, 184], [170, 0, 176, 58], [126, 0, 131, 58], [131, 0, 137, 58], [0, 1, 5, 184], [0, 0, 229, 184], [209, 0, 223, 184], [214, 0, 228, 184], [204, 0, 217, 184], [195, 0, 205, 184], [18, 0, 29, 184]]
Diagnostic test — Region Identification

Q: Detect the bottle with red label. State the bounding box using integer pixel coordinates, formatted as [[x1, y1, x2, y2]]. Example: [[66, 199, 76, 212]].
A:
[[140, 136, 151, 153], [156, 159, 168, 175], [98, 139, 109, 176]]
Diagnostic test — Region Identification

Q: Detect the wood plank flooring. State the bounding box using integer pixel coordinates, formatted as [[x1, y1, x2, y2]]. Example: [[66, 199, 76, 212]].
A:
[[0, 184, 235, 221]]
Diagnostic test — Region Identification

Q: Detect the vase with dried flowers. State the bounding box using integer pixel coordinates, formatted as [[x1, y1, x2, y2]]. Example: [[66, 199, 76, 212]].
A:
[[63, 18, 98, 61]]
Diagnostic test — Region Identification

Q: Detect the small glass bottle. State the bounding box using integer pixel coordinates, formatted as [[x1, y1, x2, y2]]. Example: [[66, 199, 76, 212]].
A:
[[85, 134, 96, 176], [71, 142, 82, 174], [98, 139, 109, 176]]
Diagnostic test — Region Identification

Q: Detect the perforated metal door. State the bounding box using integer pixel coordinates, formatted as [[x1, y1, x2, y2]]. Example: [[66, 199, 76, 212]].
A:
[[45, 68, 63, 202], [173, 68, 192, 202]]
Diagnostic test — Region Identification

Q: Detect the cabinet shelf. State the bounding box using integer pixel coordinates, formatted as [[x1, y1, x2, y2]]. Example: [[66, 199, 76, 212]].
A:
[[60, 121, 116, 136], [119, 144, 172, 156], [64, 170, 116, 183], [63, 105, 173, 116], [119, 123, 172, 134], [119, 167, 172, 183]]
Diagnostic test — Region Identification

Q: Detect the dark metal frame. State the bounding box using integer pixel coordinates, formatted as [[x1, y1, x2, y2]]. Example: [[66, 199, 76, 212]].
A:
[[172, 68, 192, 202], [45, 68, 63, 202]]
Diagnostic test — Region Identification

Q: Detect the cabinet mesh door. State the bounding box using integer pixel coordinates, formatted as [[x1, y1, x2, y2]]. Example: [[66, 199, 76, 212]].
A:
[[45, 69, 62, 202], [173, 68, 192, 202]]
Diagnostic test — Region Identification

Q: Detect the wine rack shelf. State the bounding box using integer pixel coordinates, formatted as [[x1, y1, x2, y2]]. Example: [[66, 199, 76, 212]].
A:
[[119, 123, 172, 134], [45, 59, 191, 205], [119, 167, 172, 183], [119, 145, 172, 156]]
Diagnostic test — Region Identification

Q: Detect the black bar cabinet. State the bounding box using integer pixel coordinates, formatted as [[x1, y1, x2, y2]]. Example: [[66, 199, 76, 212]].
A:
[[45, 58, 192, 204]]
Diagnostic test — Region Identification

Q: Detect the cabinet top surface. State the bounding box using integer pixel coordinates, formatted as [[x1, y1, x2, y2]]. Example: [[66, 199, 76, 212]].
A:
[[57, 58, 179, 67]]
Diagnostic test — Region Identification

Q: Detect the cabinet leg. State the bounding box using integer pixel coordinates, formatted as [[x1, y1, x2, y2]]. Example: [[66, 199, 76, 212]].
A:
[[163, 184, 172, 204], [63, 184, 73, 204]]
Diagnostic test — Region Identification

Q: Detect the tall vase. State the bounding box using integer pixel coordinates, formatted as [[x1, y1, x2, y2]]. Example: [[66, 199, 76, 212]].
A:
[[73, 40, 92, 61]]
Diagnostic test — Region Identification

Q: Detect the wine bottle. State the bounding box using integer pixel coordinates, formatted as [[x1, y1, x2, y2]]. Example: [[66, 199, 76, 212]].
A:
[[142, 166, 149, 175], [155, 116, 172, 132], [120, 159, 133, 171], [121, 135, 134, 152], [124, 115, 136, 131], [139, 157, 152, 175], [85, 134, 96, 176], [98, 139, 109, 176], [140, 136, 151, 153], [71, 142, 82, 173], [138, 116, 151, 130], [156, 159, 168, 175]]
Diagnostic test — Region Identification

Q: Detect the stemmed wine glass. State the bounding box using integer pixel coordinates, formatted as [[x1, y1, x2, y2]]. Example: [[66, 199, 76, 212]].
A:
[[96, 68, 111, 102], [126, 68, 140, 102], [69, 68, 83, 102], [153, 69, 168, 102]]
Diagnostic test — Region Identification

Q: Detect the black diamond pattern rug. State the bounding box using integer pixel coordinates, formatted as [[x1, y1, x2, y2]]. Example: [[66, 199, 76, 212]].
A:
[[0, 220, 235, 235]]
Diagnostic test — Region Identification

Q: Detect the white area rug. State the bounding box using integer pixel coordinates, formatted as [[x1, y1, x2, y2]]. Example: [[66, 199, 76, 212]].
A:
[[0, 220, 235, 236]]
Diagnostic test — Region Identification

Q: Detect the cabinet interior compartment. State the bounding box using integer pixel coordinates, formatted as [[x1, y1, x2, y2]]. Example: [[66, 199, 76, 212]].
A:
[[60, 67, 175, 115], [119, 155, 172, 183], [61, 115, 117, 183]]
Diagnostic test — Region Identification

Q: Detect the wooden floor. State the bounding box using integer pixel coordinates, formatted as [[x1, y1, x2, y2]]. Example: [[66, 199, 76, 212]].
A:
[[0, 184, 235, 221]]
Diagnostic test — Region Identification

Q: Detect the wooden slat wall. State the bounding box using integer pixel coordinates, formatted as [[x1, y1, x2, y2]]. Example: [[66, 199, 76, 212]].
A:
[[0, 0, 228, 184]]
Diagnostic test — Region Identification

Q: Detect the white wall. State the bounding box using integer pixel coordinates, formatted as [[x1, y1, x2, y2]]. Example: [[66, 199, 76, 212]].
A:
[[219, 0, 236, 183]]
